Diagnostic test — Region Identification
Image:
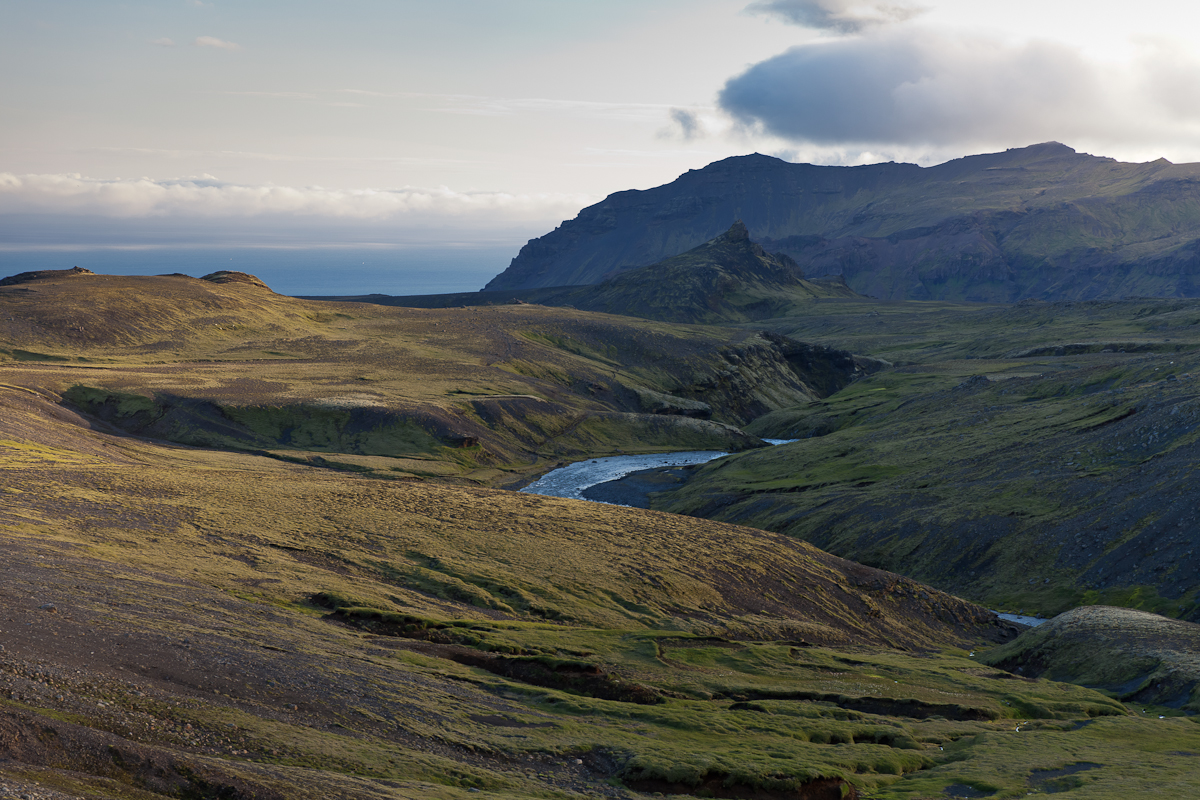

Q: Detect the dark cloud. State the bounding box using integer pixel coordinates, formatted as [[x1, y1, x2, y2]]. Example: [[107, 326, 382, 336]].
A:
[[716, 31, 1144, 148], [746, 0, 926, 34], [667, 108, 704, 141]]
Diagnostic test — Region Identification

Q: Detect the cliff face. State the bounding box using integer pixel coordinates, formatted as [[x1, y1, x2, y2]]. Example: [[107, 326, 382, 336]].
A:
[[485, 143, 1200, 302]]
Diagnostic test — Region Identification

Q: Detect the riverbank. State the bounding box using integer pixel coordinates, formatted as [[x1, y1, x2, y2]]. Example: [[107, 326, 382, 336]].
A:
[[519, 449, 730, 501], [522, 439, 797, 506], [580, 464, 696, 508]]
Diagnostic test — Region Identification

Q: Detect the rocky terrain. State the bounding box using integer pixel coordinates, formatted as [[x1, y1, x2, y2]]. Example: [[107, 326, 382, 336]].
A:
[[485, 142, 1200, 302]]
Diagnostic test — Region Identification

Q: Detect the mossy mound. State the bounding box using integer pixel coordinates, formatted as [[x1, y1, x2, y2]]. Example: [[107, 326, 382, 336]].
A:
[[982, 606, 1200, 712], [200, 269, 273, 290], [0, 265, 95, 286]]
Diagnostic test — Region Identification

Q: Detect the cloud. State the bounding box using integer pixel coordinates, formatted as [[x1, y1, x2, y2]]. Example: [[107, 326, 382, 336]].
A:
[[0, 173, 593, 226], [150, 38, 176, 47], [664, 108, 705, 141], [194, 36, 240, 51], [717, 29, 1200, 152], [746, 0, 926, 33]]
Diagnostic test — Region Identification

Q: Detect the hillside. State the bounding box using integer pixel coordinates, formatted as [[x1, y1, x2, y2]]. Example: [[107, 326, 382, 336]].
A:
[[0, 268, 882, 488], [11, 289, 1200, 800], [653, 296, 1200, 629], [485, 142, 1200, 302], [538, 221, 859, 324], [11, 268, 1200, 798], [982, 606, 1200, 712], [6, 278, 1200, 798], [312, 222, 860, 325]]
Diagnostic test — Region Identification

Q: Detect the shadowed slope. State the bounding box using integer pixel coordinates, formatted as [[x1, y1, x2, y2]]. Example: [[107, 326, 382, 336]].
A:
[[486, 143, 1200, 302], [983, 606, 1200, 712], [311, 222, 858, 326], [542, 221, 858, 324], [657, 296, 1200, 621]]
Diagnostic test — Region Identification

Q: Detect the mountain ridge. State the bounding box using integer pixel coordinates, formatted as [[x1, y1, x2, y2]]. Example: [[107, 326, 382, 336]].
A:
[[314, 221, 860, 324], [485, 142, 1200, 302]]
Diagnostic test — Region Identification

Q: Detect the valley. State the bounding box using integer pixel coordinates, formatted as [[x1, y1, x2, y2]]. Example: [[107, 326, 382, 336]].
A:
[[4, 262, 1200, 799]]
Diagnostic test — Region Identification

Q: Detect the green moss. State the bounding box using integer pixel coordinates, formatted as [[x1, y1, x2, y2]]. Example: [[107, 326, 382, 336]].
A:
[[63, 385, 158, 417]]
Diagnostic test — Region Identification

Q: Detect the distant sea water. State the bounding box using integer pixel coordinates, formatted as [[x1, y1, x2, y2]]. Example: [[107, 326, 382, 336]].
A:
[[0, 245, 517, 297]]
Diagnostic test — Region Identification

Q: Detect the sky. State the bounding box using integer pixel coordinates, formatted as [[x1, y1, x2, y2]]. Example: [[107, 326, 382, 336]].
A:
[[6, 0, 1200, 276]]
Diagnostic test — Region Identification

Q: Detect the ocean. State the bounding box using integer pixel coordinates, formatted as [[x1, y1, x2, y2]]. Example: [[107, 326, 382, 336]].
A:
[[0, 245, 518, 297]]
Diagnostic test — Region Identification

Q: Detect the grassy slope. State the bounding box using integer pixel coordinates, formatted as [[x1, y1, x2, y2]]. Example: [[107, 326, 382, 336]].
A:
[[0, 271, 834, 487], [660, 298, 1200, 623], [5, 382, 1200, 800], [6, 272, 1200, 797], [981, 606, 1200, 714]]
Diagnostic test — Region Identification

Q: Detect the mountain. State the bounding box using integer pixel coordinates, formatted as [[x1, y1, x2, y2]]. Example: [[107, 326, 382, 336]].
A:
[[485, 142, 1200, 302], [315, 222, 858, 325], [542, 220, 860, 323]]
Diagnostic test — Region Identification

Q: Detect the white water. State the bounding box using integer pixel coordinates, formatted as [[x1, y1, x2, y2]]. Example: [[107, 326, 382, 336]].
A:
[[996, 613, 1048, 627], [519, 439, 798, 502]]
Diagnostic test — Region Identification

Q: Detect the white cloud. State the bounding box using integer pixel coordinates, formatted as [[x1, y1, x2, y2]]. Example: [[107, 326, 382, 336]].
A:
[[194, 36, 240, 51], [150, 38, 176, 47], [0, 173, 594, 225], [717, 28, 1200, 153], [746, 0, 926, 33]]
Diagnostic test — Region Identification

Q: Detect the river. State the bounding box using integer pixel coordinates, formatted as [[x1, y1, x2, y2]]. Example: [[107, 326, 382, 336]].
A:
[[519, 439, 795, 502]]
